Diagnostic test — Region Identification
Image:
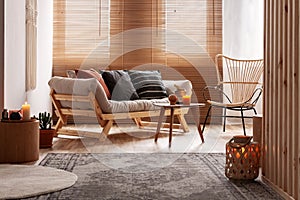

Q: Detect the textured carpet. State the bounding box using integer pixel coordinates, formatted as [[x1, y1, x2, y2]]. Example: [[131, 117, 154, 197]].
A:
[[25, 153, 282, 200], [0, 164, 77, 199]]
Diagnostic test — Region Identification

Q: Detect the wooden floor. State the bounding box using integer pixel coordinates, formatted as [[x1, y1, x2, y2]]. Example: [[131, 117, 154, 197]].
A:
[[37, 123, 253, 164]]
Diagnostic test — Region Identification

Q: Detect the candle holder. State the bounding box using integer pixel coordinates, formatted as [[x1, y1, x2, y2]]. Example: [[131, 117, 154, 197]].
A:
[[174, 88, 186, 104], [22, 102, 31, 120], [225, 135, 260, 180]]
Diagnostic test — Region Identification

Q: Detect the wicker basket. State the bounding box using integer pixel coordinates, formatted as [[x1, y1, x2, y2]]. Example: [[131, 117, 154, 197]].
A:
[[225, 135, 260, 180]]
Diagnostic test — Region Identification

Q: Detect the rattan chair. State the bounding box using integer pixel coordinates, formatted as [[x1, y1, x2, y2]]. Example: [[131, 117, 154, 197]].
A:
[[202, 54, 264, 135]]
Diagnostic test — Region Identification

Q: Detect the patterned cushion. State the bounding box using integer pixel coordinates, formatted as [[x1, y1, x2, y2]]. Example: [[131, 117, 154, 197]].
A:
[[75, 69, 111, 99], [66, 70, 77, 78], [127, 70, 168, 99], [101, 70, 139, 101]]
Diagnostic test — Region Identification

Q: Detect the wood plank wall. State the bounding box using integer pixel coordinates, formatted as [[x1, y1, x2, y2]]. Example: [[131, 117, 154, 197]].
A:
[[263, 0, 300, 199]]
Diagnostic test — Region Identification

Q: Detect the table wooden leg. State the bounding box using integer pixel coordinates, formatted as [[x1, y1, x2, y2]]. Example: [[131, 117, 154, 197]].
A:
[[154, 107, 165, 142], [176, 114, 189, 132], [169, 107, 175, 147], [191, 108, 204, 143]]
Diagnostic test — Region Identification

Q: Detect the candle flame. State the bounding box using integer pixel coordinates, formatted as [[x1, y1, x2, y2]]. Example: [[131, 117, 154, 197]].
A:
[[242, 147, 245, 153]]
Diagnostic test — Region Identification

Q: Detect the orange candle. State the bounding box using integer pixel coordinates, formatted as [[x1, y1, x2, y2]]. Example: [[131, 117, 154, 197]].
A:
[[22, 102, 31, 120], [182, 95, 191, 105]]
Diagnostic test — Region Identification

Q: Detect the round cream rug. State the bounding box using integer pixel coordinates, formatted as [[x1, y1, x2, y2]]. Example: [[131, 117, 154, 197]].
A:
[[0, 164, 77, 199]]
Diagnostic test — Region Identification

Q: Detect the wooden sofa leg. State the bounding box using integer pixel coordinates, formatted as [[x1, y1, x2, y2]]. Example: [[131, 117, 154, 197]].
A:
[[54, 118, 62, 131], [101, 120, 113, 136], [133, 117, 143, 128], [54, 115, 67, 136], [177, 114, 189, 132]]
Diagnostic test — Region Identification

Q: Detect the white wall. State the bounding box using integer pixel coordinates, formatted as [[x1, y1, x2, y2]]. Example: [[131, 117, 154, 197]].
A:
[[224, 0, 264, 59], [4, 0, 26, 110], [223, 0, 264, 123], [5, 0, 53, 116], [27, 0, 53, 116]]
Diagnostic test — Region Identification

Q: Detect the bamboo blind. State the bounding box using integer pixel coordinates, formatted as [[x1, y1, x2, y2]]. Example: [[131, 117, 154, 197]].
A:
[[263, 0, 299, 199], [53, 0, 110, 67], [53, 0, 222, 122]]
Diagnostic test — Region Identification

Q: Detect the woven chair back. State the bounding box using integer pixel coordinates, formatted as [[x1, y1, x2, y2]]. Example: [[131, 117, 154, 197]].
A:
[[215, 54, 264, 104]]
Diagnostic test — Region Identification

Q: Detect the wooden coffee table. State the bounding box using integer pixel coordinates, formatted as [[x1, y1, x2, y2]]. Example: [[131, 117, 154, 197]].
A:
[[153, 103, 205, 147]]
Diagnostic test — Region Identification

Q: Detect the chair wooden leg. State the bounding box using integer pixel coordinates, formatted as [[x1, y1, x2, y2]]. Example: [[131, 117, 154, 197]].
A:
[[240, 108, 246, 136], [191, 108, 204, 143], [223, 108, 227, 132], [202, 106, 212, 133]]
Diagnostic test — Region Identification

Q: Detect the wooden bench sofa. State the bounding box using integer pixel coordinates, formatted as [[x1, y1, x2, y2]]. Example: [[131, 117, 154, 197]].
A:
[[48, 76, 193, 138]]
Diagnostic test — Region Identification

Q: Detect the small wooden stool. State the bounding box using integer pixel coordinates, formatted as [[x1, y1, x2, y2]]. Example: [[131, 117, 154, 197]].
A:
[[0, 120, 39, 163]]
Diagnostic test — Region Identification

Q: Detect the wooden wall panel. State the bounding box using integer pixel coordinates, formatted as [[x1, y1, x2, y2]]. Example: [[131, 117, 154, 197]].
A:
[[0, 0, 4, 112], [263, 0, 299, 199]]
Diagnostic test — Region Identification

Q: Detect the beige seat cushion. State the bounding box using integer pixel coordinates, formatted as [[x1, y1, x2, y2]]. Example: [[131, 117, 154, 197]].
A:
[[49, 77, 111, 112], [48, 77, 170, 114]]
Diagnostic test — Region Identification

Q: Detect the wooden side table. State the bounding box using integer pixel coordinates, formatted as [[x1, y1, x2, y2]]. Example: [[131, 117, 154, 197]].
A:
[[253, 114, 262, 166], [153, 103, 205, 147], [0, 120, 39, 163]]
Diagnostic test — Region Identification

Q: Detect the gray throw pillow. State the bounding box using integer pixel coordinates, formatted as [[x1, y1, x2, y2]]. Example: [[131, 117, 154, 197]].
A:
[[101, 70, 139, 101]]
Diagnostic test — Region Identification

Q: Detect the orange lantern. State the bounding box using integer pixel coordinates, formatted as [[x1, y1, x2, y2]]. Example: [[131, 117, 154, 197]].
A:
[[225, 135, 260, 180]]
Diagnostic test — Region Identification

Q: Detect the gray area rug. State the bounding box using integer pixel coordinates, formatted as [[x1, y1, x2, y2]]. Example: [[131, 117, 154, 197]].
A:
[[24, 153, 282, 200]]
